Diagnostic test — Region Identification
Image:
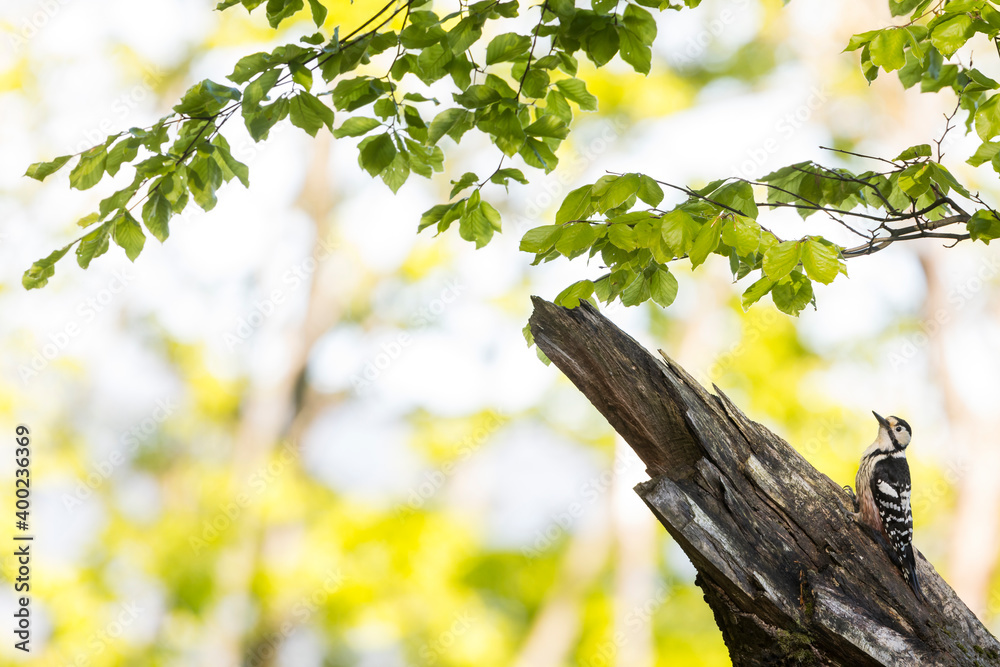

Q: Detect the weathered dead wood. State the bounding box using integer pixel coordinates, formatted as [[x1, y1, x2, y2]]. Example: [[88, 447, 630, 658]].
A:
[[528, 296, 1000, 666]]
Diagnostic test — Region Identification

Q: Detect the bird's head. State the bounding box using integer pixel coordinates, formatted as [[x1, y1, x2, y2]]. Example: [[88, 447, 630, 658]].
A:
[[873, 411, 912, 450]]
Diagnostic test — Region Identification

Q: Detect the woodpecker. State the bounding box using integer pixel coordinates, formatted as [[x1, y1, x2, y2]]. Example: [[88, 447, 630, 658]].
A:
[[852, 411, 923, 601]]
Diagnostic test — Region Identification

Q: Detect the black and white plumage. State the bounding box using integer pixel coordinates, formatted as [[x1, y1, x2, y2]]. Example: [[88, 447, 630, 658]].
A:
[[854, 411, 923, 601]]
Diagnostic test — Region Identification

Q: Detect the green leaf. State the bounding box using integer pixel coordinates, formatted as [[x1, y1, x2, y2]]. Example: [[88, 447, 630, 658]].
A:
[[416, 43, 453, 84], [556, 185, 595, 224], [453, 85, 501, 109], [334, 117, 382, 138], [586, 24, 620, 67], [402, 106, 427, 141], [521, 68, 550, 99], [211, 135, 250, 187], [448, 55, 474, 90], [135, 154, 172, 178], [368, 31, 398, 56], [428, 108, 471, 144], [741, 276, 774, 310], [926, 162, 971, 198], [555, 78, 598, 111], [520, 225, 562, 253], [845, 30, 880, 52], [689, 218, 720, 268], [617, 27, 651, 75], [290, 61, 313, 89], [246, 97, 290, 141], [265, 0, 304, 28], [555, 279, 595, 308], [894, 143, 932, 161], [623, 3, 657, 42], [419, 201, 463, 232], [22, 244, 71, 290], [607, 224, 637, 250], [968, 209, 1000, 243], [76, 221, 113, 269], [490, 168, 528, 189], [307, 0, 326, 25], [481, 201, 502, 232], [289, 90, 334, 137], [187, 154, 223, 211], [230, 52, 272, 84], [870, 28, 908, 71], [112, 210, 145, 262], [898, 163, 930, 198], [720, 215, 761, 256], [968, 141, 1000, 167], [660, 209, 700, 256], [800, 238, 841, 284], [106, 137, 140, 177], [546, 92, 573, 129], [68, 146, 108, 191], [405, 138, 443, 177], [621, 273, 650, 306], [763, 241, 802, 281], [25, 155, 72, 181], [142, 191, 172, 242], [450, 172, 479, 198], [381, 151, 410, 194], [76, 212, 100, 228], [888, 0, 927, 17], [459, 200, 496, 248], [524, 115, 570, 139], [174, 79, 241, 117], [98, 175, 143, 218], [332, 77, 388, 111], [983, 3, 1000, 30], [597, 174, 640, 212], [153, 170, 188, 214], [649, 267, 678, 307], [244, 69, 281, 110], [358, 133, 397, 176], [485, 33, 531, 65], [965, 67, 999, 94], [447, 16, 483, 53], [479, 108, 525, 156], [931, 14, 974, 57], [520, 137, 558, 172], [711, 181, 758, 218], [555, 223, 599, 258], [771, 272, 814, 316], [976, 95, 1000, 141], [637, 175, 664, 207]]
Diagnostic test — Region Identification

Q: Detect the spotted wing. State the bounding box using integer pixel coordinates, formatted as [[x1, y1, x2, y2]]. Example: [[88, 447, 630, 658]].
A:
[[870, 457, 922, 599]]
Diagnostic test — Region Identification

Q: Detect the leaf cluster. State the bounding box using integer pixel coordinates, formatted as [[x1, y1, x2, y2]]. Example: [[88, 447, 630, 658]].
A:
[[520, 173, 847, 315], [23, 0, 686, 288]]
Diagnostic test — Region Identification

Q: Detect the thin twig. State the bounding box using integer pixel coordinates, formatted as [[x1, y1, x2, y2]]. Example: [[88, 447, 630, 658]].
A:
[[820, 145, 900, 167]]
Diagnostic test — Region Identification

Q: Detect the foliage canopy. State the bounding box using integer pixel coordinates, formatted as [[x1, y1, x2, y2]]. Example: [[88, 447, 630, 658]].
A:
[[22, 0, 1000, 319]]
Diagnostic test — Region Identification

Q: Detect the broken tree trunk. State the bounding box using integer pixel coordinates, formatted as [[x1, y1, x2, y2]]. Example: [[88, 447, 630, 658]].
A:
[[528, 297, 1000, 667]]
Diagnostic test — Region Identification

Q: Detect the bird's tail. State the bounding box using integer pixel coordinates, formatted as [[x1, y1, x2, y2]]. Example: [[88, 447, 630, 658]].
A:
[[902, 559, 925, 603]]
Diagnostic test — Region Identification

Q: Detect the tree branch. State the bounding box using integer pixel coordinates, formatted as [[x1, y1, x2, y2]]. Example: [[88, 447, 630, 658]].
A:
[[528, 296, 1000, 666]]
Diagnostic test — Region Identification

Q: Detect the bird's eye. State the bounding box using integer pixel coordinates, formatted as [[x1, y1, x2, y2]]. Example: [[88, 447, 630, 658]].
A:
[[895, 426, 902, 432]]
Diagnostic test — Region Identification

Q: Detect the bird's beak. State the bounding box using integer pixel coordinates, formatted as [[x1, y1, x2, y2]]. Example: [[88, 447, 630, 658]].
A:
[[873, 411, 890, 430]]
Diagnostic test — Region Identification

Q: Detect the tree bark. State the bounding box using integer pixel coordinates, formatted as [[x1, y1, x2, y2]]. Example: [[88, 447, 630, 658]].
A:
[[528, 296, 1000, 666]]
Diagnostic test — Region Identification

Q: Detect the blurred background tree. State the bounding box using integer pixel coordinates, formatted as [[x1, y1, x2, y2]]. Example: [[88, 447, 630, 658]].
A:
[[2, 0, 1000, 666]]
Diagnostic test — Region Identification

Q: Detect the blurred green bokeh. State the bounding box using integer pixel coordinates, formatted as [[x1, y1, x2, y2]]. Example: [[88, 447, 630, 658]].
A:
[[2, 1, 999, 666]]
